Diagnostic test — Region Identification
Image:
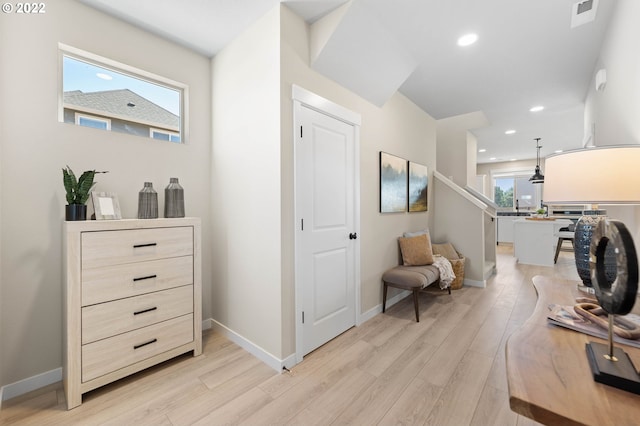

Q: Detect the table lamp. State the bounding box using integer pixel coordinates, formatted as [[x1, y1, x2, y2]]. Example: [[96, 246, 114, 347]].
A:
[[545, 145, 640, 394], [544, 146, 640, 287]]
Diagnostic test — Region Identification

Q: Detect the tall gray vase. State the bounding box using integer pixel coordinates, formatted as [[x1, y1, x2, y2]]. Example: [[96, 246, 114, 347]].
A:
[[574, 213, 617, 286], [164, 177, 185, 218], [138, 182, 158, 219]]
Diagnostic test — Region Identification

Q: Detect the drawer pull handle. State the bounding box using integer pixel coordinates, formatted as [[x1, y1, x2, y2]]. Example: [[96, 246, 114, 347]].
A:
[[133, 307, 158, 316], [133, 274, 157, 282], [133, 243, 157, 248], [134, 338, 157, 350]]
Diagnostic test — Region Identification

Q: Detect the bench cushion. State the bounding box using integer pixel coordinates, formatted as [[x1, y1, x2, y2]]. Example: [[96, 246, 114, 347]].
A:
[[382, 264, 440, 290]]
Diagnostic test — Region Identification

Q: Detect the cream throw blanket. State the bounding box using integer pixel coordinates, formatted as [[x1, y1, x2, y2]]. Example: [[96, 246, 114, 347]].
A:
[[432, 254, 455, 289]]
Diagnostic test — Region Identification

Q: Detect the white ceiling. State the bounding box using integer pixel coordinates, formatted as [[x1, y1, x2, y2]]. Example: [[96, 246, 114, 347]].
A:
[[78, 0, 617, 164]]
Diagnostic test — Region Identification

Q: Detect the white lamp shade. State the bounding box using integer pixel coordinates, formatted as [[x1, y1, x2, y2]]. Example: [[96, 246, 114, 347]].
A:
[[544, 146, 640, 204]]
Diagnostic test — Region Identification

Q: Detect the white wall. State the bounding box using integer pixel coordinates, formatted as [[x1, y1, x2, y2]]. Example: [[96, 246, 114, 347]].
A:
[[280, 5, 437, 356], [583, 0, 640, 244], [584, 0, 640, 147], [436, 111, 488, 187], [210, 7, 284, 358], [0, 76, 3, 394], [432, 176, 485, 285], [208, 5, 439, 362], [436, 121, 467, 186], [466, 132, 478, 188], [0, 0, 212, 388]]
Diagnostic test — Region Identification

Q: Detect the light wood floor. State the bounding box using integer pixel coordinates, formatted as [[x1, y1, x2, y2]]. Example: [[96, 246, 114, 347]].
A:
[[1, 245, 580, 425]]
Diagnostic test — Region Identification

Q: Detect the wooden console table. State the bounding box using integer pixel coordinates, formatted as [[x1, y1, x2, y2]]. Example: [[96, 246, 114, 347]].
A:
[[506, 275, 640, 425]]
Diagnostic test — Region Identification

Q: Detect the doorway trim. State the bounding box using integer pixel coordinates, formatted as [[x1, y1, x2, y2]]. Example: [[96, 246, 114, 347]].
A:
[[292, 85, 361, 364]]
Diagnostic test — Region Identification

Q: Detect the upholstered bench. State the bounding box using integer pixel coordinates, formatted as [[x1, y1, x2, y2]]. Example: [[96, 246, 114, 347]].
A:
[[382, 264, 447, 322], [381, 231, 457, 322]]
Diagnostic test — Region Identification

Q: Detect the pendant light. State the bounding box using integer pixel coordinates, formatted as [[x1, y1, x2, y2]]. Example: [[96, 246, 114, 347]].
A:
[[529, 138, 544, 184]]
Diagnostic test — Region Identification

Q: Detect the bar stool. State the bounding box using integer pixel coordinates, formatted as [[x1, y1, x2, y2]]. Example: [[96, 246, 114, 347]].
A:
[[554, 227, 575, 264]]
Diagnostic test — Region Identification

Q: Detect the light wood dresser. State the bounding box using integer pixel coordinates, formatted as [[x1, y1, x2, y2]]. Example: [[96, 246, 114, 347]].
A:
[[62, 218, 202, 409]]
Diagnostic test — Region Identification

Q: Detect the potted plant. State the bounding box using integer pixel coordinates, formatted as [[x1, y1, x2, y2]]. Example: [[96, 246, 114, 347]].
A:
[[62, 166, 107, 221], [536, 208, 546, 218]]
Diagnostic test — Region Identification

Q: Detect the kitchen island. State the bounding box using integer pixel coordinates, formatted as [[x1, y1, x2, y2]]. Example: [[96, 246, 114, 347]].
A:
[[513, 218, 572, 266]]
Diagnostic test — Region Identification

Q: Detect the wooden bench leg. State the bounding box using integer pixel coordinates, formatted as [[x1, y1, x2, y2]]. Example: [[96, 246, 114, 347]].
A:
[[413, 289, 420, 322], [382, 282, 388, 313]]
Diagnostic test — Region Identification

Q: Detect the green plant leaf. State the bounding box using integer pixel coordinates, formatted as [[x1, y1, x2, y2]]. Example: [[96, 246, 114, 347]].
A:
[[62, 167, 108, 205], [76, 170, 96, 205], [62, 166, 78, 204]]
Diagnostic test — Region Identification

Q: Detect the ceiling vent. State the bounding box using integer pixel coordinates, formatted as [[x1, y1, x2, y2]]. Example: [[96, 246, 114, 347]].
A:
[[577, 0, 594, 14], [571, 0, 599, 28]]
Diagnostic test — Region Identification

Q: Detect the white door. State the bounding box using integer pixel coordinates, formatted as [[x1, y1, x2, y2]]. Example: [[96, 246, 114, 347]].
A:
[[296, 103, 358, 356]]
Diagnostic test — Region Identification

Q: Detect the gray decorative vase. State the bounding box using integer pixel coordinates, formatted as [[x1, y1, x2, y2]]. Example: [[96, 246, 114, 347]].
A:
[[138, 182, 158, 219], [164, 177, 185, 218], [574, 214, 617, 286]]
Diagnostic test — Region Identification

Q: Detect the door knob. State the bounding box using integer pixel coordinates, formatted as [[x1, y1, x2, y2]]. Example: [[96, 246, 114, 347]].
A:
[[349, 233, 358, 240]]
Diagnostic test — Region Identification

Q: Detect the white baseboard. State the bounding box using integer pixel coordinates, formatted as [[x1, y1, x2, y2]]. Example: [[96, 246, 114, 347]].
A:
[[1, 319, 214, 403], [1, 367, 62, 402], [360, 289, 411, 324], [202, 317, 214, 331], [359, 303, 381, 324], [210, 294, 400, 372], [210, 319, 294, 372], [463, 278, 486, 288]]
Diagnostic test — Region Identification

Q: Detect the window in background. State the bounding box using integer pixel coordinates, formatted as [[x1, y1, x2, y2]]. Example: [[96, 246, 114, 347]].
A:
[[515, 176, 537, 209], [150, 128, 181, 143], [493, 173, 540, 210], [75, 113, 111, 130], [494, 177, 514, 208], [59, 44, 187, 143]]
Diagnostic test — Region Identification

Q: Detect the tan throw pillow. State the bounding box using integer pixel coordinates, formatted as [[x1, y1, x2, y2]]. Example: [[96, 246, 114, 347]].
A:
[[398, 234, 434, 266], [432, 242, 460, 260]]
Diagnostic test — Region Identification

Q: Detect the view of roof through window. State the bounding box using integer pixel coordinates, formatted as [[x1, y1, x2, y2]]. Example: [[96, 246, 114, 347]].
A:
[[61, 53, 183, 143]]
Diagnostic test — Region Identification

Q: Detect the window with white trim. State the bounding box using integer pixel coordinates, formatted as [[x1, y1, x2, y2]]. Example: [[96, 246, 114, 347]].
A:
[[493, 172, 541, 211], [150, 128, 181, 143], [75, 113, 111, 130], [59, 44, 188, 143]]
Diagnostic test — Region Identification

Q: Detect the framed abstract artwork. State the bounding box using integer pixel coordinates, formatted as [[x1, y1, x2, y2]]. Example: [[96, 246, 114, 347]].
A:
[[379, 152, 407, 213], [408, 161, 428, 212]]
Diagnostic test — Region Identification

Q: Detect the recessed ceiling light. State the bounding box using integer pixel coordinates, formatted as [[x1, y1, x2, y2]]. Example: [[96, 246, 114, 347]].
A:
[[505, 129, 516, 135], [489, 157, 497, 161], [479, 148, 487, 153], [96, 73, 113, 81], [457, 33, 478, 47], [555, 149, 563, 153], [529, 105, 544, 112], [510, 158, 517, 161]]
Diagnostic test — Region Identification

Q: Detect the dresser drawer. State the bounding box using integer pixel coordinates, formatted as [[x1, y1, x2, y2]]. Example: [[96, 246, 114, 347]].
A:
[[82, 314, 194, 382], [82, 285, 193, 344], [82, 227, 193, 269], [82, 256, 193, 306]]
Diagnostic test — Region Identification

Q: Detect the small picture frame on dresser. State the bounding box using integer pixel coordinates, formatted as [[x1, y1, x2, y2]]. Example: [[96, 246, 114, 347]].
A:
[[91, 192, 122, 220]]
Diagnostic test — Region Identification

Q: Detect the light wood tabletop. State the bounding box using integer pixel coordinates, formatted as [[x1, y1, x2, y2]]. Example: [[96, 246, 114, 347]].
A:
[[506, 275, 640, 426]]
